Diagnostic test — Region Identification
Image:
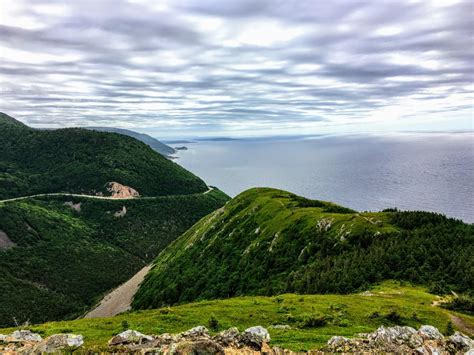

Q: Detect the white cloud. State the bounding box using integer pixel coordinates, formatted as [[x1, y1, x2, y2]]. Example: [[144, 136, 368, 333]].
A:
[[0, 0, 472, 137]]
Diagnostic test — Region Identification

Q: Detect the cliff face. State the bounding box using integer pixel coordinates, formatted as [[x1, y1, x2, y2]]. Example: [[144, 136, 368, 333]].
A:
[[106, 182, 140, 198]]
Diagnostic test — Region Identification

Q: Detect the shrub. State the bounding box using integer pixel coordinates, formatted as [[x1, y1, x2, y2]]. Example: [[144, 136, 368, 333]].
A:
[[368, 311, 380, 319], [385, 310, 402, 324], [337, 319, 350, 327], [441, 296, 474, 315], [445, 321, 455, 336], [299, 313, 328, 328], [208, 315, 220, 331], [58, 328, 73, 334]]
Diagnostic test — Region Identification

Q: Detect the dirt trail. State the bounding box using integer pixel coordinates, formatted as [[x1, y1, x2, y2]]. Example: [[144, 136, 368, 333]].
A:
[[450, 314, 474, 336], [84, 265, 152, 319]]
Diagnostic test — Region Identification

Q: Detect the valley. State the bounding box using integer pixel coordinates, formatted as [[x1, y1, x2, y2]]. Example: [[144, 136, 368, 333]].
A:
[[0, 113, 472, 353]]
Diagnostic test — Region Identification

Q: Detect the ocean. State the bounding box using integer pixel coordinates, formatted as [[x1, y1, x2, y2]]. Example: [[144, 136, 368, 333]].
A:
[[174, 133, 474, 223]]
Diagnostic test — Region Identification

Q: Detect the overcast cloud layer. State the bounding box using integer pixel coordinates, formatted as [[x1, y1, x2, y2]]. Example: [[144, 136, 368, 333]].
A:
[[1, 0, 473, 137]]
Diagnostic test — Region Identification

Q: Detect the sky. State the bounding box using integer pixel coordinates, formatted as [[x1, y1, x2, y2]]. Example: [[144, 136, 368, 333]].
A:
[[0, 0, 473, 138]]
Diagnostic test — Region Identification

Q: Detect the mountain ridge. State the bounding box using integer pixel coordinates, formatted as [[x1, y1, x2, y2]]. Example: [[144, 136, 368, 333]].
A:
[[84, 126, 175, 157], [0, 113, 207, 199], [132, 187, 473, 310]]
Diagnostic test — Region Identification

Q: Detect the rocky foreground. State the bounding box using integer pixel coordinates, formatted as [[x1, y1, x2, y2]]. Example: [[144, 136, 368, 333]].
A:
[[1, 324, 473, 354]]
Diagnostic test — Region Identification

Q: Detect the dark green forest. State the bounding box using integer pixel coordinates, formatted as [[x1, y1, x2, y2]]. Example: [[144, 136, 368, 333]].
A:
[[133, 188, 474, 310], [0, 189, 228, 327], [0, 113, 207, 199]]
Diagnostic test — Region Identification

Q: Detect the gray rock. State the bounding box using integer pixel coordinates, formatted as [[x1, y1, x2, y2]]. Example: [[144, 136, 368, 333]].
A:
[[11, 330, 43, 342], [270, 324, 291, 330], [155, 332, 178, 345], [181, 326, 209, 338], [0, 334, 6, 342], [244, 326, 270, 342], [213, 327, 240, 346], [174, 339, 225, 354], [108, 329, 153, 346], [241, 326, 271, 349], [448, 332, 474, 352], [34, 334, 83, 353], [368, 325, 422, 348], [418, 325, 444, 341], [327, 335, 349, 348]]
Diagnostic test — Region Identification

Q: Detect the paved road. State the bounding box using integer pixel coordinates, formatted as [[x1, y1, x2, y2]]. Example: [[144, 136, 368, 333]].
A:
[[0, 186, 214, 203]]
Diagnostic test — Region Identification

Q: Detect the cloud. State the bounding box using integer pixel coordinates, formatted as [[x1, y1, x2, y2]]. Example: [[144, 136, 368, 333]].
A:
[[0, 0, 472, 137]]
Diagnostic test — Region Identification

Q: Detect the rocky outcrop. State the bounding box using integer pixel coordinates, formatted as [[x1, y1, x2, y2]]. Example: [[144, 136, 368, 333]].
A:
[[63, 201, 81, 212], [105, 181, 139, 198], [109, 329, 153, 346], [325, 325, 474, 354], [108, 325, 274, 353], [1, 324, 472, 354], [114, 205, 127, 217], [0, 330, 83, 353], [0, 230, 16, 250]]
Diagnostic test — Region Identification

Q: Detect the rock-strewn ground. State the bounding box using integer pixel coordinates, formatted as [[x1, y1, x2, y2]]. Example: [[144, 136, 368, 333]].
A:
[[1, 324, 472, 354]]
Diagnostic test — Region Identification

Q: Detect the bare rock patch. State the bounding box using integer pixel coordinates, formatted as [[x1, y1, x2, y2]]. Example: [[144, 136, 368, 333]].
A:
[[0, 230, 16, 250]]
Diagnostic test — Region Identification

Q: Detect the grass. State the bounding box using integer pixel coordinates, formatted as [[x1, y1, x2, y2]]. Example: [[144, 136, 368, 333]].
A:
[[2, 281, 472, 352]]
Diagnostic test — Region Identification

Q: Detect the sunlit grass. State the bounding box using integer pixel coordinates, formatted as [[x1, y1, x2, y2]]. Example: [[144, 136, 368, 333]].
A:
[[2, 281, 472, 352]]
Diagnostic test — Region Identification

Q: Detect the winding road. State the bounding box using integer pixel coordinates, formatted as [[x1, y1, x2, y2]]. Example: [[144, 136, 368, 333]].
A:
[[0, 186, 214, 204], [0, 186, 215, 318]]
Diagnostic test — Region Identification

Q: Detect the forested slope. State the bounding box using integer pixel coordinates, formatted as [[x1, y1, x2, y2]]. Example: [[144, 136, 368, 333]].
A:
[[0, 113, 206, 199], [0, 189, 228, 327], [133, 188, 473, 309]]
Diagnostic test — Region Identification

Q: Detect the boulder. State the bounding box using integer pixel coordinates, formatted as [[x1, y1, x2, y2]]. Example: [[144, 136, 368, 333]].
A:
[[155, 332, 178, 345], [0, 334, 7, 342], [323, 325, 464, 354], [11, 330, 43, 342], [33, 334, 83, 353], [174, 339, 225, 354], [270, 324, 291, 330], [368, 325, 423, 348], [181, 326, 209, 338], [448, 332, 474, 352], [241, 326, 271, 350], [418, 325, 444, 341], [326, 336, 350, 352], [108, 329, 153, 346], [213, 327, 240, 346]]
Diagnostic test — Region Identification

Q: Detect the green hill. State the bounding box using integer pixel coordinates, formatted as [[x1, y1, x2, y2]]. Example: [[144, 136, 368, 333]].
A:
[[85, 127, 176, 156], [2, 281, 472, 351], [0, 189, 228, 327], [133, 188, 473, 310], [0, 113, 206, 199]]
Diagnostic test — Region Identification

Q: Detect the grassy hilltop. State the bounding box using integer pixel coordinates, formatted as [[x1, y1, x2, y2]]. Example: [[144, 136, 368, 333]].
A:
[[1, 281, 472, 351], [133, 188, 473, 309]]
